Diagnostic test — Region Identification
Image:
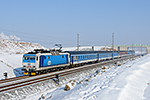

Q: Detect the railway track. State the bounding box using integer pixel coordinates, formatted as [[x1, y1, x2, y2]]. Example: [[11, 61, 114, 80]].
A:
[[0, 55, 141, 93]]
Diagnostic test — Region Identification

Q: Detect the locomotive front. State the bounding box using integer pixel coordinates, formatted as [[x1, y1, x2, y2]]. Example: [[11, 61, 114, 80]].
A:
[[22, 54, 38, 75]]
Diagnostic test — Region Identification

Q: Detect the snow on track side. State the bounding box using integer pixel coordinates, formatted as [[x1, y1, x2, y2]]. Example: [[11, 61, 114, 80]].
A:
[[118, 54, 150, 100], [33, 55, 150, 100]]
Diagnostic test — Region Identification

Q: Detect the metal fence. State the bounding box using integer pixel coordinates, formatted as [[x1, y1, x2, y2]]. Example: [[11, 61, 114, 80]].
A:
[[127, 47, 147, 55]]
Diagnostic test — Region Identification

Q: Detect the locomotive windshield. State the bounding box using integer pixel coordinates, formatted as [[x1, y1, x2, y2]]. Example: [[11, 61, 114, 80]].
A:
[[23, 55, 36, 61], [23, 56, 29, 60], [30, 56, 35, 60]]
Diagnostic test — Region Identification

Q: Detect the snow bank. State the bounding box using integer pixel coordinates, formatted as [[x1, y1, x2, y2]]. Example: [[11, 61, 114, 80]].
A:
[[0, 54, 24, 79], [118, 55, 150, 100], [0, 32, 45, 54]]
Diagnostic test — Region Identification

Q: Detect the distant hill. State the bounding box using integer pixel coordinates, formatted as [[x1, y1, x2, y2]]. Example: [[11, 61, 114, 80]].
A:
[[0, 32, 45, 54]]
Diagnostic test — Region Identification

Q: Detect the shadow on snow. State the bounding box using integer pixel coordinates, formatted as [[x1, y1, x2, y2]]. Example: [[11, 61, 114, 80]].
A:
[[13, 67, 25, 77]]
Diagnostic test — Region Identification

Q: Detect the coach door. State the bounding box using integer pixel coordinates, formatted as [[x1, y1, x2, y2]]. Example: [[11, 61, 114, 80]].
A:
[[40, 55, 45, 67], [66, 54, 69, 63]]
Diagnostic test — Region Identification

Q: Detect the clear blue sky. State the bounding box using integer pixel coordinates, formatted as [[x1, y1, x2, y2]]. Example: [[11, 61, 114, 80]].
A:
[[0, 0, 150, 47]]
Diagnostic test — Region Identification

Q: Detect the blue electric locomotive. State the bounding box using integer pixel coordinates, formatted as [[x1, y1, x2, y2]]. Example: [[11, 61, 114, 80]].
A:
[[22, 49, 134, 75], [22, 49, 70, 75]]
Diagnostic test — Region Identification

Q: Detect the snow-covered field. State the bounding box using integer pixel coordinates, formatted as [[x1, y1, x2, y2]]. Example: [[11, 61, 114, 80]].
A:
[[23, 54, 150, 100], [1, 54, 150, 100], [0, 33, 150, 100]]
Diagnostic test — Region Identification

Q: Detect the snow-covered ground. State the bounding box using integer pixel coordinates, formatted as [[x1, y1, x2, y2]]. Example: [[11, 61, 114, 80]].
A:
[[0, 54, 23, 79], [0, 33, 150, 100], [0, 32, 45, 54], [24, 54, 150, 100]]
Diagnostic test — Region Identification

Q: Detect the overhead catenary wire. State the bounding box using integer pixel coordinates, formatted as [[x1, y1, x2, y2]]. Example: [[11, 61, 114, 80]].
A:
[[0, 28, 76, 41], [0, 28, 108, 47]]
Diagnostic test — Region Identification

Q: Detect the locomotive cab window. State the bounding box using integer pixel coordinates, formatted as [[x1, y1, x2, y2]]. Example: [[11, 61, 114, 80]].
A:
[[24, 56, 29, 60], [30, 56, 35, 60]]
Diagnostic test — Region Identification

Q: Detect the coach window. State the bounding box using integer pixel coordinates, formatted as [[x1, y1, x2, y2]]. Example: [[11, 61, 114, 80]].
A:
[[44, 57, 46, 59], [62, 55, 64, 58], [78, 56, 80, 59], [74, 56, 76, 60]]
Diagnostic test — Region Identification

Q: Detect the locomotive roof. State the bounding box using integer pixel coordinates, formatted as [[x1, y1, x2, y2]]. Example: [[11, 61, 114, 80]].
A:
[[65, 50, 134, 54], [26, 49, 62, 54], [26, 49, 133, 54], [64, 51, 117, 54]]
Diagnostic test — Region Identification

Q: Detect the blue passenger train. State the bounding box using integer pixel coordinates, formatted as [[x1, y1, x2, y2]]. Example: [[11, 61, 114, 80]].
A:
[[22, 49, 134, 75]]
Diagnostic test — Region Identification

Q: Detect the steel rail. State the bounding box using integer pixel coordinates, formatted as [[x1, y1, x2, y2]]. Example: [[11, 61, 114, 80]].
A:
[[0, 76, 29, 84]]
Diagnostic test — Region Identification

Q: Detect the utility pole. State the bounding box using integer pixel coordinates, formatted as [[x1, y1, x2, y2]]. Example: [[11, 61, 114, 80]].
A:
[[141, 44, 142, 56], [112, 33, 114, 66], [132, 43, 134, 58], [118, 46, 120, 60], [77, 33, 79, 51]]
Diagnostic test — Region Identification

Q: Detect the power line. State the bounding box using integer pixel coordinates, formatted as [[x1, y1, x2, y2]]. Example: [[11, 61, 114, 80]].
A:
[[0, 28, 109, 46], [0, 28, 75, 41]]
